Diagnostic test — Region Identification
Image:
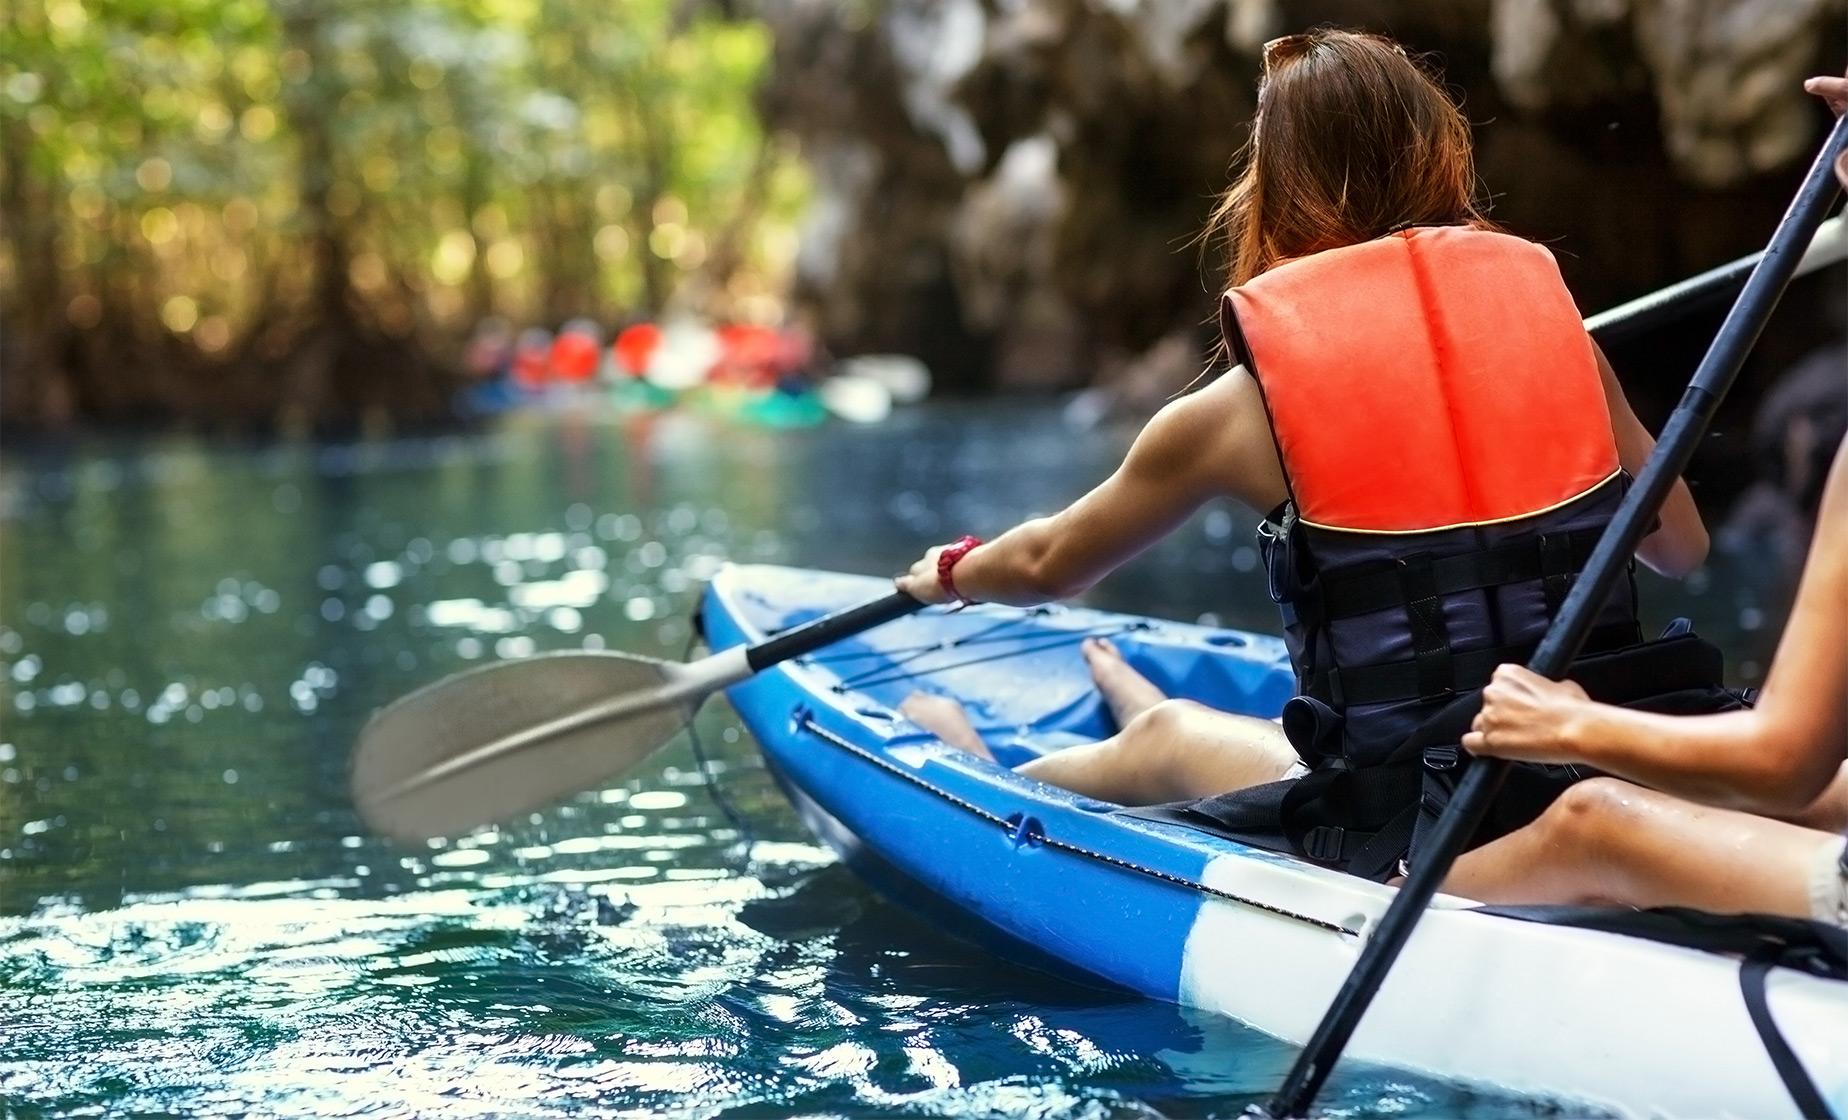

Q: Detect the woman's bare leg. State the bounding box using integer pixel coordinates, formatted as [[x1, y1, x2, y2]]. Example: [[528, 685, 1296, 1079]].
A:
[[901, 638, 1158, 746], [1444, 776, 1834, 918], [898, 693, 995, 760], [1016, 699, 1298, 805], [901, 691, 1296, 805], [1081, 638, 1167, 727], [900, 635, 1296, 806]]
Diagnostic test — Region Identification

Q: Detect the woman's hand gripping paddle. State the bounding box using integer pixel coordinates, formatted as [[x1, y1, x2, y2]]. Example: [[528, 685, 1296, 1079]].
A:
[[351, 590, 922, 843]]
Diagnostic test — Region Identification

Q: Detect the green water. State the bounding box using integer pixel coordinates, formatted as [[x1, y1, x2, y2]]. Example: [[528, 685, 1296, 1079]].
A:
[[0, 404, 1783, 1117]]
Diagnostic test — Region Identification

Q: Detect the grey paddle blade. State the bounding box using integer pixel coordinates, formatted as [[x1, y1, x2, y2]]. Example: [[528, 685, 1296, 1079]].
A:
[[352, 651, 691, 842]]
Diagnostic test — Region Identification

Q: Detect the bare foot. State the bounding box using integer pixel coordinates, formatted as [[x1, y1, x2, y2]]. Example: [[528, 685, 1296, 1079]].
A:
[[1082, 637, 1167, 729], [899, 693, 996, 762]]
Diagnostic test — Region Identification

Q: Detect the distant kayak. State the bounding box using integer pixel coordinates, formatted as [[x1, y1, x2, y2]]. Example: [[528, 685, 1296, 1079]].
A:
[[610, 377, 679, 413], [700, 564, 1848, 1118], [695, 384, 828, 428]]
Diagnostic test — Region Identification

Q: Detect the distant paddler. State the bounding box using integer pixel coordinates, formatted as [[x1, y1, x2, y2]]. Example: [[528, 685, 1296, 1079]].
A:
[[457, 317, 520, 416], [548, 318, 603, 385], [607, 321, 675, 411], [512, 327, 553, 392], [612, 321, 662, 380]]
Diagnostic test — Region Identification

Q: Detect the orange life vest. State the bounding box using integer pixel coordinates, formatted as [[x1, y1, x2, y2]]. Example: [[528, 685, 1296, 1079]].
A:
[[1223, 226, 1621, 532], [1163, 227, 1741, 882]]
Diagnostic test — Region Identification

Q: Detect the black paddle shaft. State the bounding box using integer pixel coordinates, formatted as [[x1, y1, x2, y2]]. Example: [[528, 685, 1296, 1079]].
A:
[[745, 590, 925, 672], [1266, 112, 1848, 1120], [1589, 245, 1784, 346]]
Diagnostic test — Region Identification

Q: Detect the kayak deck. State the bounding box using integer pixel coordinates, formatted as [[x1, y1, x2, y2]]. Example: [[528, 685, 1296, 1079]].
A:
[[701, 565, 1848, 1118]]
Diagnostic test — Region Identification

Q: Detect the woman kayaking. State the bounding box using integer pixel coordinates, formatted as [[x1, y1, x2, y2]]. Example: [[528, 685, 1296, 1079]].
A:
[[896, 27, 1717, 878], [1437, 73, 1848, 925]]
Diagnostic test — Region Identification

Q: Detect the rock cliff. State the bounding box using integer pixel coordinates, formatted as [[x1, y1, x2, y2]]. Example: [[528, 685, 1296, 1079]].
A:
[[756, 0, 1847, 395]]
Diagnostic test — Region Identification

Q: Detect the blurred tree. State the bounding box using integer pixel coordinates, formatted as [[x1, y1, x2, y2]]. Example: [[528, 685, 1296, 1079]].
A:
[[0, 0, 805, 431]]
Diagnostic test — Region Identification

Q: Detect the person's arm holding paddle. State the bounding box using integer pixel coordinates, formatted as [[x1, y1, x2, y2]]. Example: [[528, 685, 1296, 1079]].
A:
[[1463, 437, 1848, 817], [896, 370, 1285, 606], [1441, 446, 1846, 911], [1807, 72, 1848, 183], [1464, 69, 1848, 818], [1427, 74, 1848, 923], [897, 343, 1708, 608]]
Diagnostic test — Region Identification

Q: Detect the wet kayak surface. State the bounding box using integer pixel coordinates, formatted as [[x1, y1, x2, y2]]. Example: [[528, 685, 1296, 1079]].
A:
[[0, 404, 1780, 1117]]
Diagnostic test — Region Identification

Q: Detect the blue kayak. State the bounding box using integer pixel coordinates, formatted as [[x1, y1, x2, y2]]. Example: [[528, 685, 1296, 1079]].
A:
[[699, 564, 1847, 1118]]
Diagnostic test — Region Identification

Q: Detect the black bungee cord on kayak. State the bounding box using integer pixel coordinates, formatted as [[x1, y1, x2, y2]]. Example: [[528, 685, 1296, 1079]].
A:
[[825, 622, 1149, 692], [793, 601, 1153, 693], [805, 607, 1053, 663], [1259, 111, 1848, 1120]]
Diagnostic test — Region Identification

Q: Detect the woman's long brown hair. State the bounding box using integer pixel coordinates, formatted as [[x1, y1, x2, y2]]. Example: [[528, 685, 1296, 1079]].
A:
[[1206, 29, 1490, 290]]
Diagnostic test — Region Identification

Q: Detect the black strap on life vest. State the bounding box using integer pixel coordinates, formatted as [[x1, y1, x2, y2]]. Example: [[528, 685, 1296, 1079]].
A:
[[1307, 621, 1643, 708], [1270, 753, 1428, 879], [1478, 905, 1844, 1119], [1317, 527, 1609, 620], [1131, 722, 1439, 882], [1397, 553, 1454, 701], [1407, 632, 1745, 869], [1538, 530, 1579, 614]]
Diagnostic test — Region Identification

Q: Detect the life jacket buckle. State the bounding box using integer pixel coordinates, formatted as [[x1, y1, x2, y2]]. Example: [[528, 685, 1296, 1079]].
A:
[[1302, 825, 1347, 862], [1423, 744, 1460, 771]]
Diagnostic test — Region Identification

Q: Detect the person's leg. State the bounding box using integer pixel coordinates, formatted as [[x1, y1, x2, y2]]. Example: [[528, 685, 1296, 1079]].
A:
[[897, 693, 995, 759], [900, 637, 1159, 747], [1081, 637, 1167, 727], [901, 692, 1297, 805], [1013, 699, 1298, 804], [1444, 776, 1837, 919], [900, 637, 1298, 805]]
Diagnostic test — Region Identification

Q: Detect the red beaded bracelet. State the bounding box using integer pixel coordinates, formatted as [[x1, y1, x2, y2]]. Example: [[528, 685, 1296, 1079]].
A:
[[936, 535, 984, 604]]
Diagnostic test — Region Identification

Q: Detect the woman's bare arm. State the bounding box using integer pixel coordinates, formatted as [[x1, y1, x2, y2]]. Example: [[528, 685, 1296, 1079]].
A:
[[1594, 340, 1709, 577], [897, 370, 1284, 606]]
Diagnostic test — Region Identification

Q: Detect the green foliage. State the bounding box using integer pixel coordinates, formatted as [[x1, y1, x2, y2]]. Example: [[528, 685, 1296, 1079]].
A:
[[0, 0, 805, 424]]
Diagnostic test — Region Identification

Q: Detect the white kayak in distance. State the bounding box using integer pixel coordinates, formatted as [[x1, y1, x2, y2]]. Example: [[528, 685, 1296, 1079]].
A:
[[698, 564, 1848, 1119]]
